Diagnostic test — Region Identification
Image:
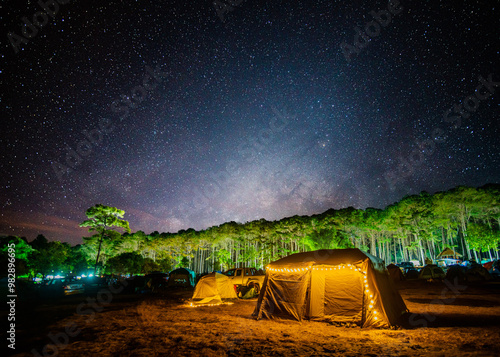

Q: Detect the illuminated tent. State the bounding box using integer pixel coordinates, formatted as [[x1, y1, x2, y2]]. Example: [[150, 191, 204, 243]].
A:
[[167, 268, 196, 287], [191, 272, 238, 305], [253, 249, 408, 328]]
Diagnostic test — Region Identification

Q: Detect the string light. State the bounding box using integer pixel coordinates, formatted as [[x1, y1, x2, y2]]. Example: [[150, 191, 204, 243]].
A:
[[267, 263, 381, 324]]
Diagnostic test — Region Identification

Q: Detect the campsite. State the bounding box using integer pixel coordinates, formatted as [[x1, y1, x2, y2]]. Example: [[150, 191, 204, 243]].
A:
[[6, 258, 500, 357]]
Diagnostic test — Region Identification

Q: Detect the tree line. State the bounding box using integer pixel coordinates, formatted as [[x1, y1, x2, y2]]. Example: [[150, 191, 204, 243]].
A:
[[2, 184, 499, 278]]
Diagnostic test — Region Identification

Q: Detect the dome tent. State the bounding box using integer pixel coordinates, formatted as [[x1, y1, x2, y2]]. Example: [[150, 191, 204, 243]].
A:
[[387, 263, 405, 282], [253, 249, 408, 328], [191, 272, 238, 305], [418, 265, 446, 280], [167, 267, 196, 287]]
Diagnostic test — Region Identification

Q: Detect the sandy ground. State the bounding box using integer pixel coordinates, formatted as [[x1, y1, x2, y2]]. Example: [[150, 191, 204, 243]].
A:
[[5, 280, 500, 357]]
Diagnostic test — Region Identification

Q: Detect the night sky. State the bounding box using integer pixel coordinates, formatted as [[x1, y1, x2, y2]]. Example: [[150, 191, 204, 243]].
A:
[[2, 0, 499, 245]]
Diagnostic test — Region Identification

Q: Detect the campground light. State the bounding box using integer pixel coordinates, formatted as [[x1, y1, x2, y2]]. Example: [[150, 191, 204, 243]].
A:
[[374, 317, 378, 320], [370, 294, 373, 298]]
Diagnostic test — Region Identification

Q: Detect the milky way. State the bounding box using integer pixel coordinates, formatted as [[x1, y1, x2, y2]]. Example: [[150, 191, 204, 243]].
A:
[[2, 0, 499, 244]]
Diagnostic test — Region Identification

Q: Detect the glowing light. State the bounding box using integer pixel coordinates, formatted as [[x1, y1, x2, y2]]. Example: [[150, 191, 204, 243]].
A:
[[369, 305, 373, 309], [374, 317, 378, 320], [374, 310, 378, 314]]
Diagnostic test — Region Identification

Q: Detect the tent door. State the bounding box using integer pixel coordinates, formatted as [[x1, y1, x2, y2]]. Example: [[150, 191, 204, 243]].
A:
[[309, 267, 363, 323]]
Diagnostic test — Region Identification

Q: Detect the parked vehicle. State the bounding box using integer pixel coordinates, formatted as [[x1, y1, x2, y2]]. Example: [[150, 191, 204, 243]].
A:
[[396, 261, 414, 274], [39, 277, 84, 298], [223, 267, 265, 296]]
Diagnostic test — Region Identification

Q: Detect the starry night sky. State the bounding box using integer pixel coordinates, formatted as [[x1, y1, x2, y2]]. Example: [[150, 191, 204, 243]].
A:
[[2, 0, 499, 244]]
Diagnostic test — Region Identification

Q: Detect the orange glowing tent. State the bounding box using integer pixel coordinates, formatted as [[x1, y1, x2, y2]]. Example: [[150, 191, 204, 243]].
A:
[[253, 249, 408, 328], [191, 272, 237, 305]]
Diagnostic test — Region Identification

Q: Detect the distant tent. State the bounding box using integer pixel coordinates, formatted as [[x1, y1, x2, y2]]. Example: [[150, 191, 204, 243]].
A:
[[445, 265, 466, 282], [168, 268, 196, 287], [437, 247, 462, 259], [387, 264, 405, 282], [465, 265, 492, 282], [191, 272, 237, 305], [253, 249, 408, 328], [418, 265, 446, 280]]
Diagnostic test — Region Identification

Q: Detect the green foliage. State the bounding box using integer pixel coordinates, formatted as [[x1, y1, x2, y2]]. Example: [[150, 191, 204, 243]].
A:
[[65, 245, 91, 276], [29, 241, 70, 277], [0, 236, 33, 261], [141, 258, 160, 274], [80, 204, 131, 234], [105, 252, 144, 275], [80, 204, 131, 274], [176, 256, 190, 269]]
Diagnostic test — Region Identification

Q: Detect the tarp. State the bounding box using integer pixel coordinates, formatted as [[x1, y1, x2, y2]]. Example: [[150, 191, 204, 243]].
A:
[[168, 268, 196, 287], [191, 272, 237, 304], [253, 249, 408, 328]]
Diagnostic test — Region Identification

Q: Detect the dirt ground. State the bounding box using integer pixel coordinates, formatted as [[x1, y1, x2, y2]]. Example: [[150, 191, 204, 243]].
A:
[[6, 280, 500, 356]]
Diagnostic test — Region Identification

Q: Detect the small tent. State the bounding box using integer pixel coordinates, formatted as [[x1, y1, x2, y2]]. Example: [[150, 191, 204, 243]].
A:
[[387, 264, 405, 282], [445, 265, 466, 282], [191, 272, 238, 305], [418, 265, 446, 280], [168, 268, 196, 287], [253, 249, 408, 328]]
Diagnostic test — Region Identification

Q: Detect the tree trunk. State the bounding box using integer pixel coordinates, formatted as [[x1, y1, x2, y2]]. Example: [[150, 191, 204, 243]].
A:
[[94, 231, 105, 276]]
